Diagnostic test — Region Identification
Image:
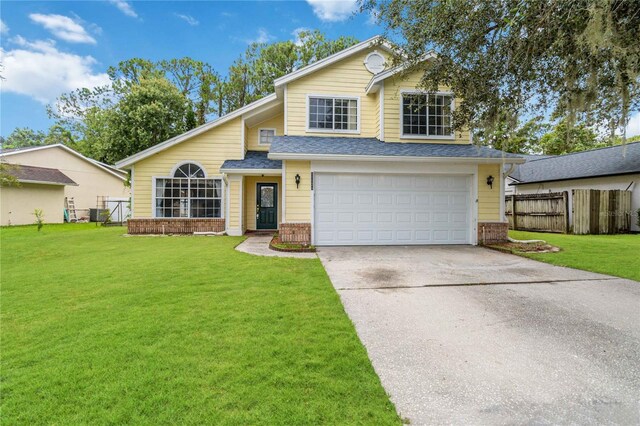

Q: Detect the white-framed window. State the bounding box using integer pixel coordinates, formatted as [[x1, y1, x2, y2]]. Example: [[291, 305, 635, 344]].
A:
[[308, 95, 359, 132], [259, 128, 276, 145], [401, 92, 454, 138], [154, 163, 223, 218]]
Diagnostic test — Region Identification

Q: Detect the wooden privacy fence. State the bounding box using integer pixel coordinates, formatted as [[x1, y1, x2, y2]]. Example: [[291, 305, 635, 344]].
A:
[[505, 192, 569, 233], [572, 189, 632, 234]]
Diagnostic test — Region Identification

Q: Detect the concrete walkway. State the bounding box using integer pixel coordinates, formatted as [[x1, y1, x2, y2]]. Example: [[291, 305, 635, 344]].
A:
[[318, 245, 640, 425], [235, 235, 317, 259]]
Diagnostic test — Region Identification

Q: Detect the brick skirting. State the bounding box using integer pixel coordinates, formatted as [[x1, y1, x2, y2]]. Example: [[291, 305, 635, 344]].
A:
[[128, 218, 225, 235], [478, 221, 509, 244], [279, 223, 311, 245]]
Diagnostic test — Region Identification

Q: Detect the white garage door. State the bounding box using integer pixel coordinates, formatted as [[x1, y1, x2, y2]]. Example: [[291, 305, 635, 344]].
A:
[[314, 173, 471, 245]]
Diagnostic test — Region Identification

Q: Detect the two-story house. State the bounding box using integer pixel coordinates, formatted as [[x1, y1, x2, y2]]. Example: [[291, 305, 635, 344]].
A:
[[115, 36, 523, 245]]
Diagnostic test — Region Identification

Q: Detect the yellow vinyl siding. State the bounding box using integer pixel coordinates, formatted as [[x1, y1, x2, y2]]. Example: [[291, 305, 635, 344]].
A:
[[228, 179, 241, 228], [286, 49, 387, 138], [478, 164, 501, 221], [284, 160, 311, 222], [383, 69, 470, 144], [132, 117, 241, 218], [246, 113, 285, 151], [244, 176, 282, 230]]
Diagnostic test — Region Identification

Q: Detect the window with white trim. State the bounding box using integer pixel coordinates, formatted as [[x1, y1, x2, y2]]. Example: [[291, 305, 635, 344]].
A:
[[155, 163, 222, 218], [308, 96, 358, 131], [402, 93, 453, 137], [259, 128, 275, 145]]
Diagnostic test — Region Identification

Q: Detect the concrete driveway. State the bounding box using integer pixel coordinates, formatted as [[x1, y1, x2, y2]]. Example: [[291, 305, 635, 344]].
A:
[[318, 246, 640, 425]]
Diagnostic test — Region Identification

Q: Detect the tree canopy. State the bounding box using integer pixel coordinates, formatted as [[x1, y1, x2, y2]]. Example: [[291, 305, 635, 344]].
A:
[[362, 0, 640, 140]]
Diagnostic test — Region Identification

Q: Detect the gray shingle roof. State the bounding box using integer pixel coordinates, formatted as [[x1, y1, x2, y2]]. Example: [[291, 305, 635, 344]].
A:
[[269, 136, 523, 160], [510, 142, 640, 184], [3, 164, 77, 185], [220, 151, 282, 170]]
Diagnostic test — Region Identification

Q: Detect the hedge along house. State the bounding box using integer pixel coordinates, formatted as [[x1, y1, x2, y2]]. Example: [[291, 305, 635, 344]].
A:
[[116, 36, 524, 245]]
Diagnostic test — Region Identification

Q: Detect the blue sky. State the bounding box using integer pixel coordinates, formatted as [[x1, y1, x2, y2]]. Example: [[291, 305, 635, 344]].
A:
[[0, 0, 382, 137], [2, 1, 639, 138]]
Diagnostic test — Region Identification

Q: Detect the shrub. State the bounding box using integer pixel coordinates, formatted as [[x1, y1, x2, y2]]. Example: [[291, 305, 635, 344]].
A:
[[33, 209, 44, 232]]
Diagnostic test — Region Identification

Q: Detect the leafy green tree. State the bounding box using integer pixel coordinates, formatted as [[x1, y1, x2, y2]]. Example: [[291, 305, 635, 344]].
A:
[[3, 128, 46, 149], [102, 77, 191, 163], [0, 163, 20, 187], [539, 120, 602, 155], [477, 114, 549, 154], [362, 0, 640, 140]]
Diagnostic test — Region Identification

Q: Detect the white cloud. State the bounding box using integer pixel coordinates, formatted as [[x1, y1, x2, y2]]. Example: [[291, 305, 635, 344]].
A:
[[1, 20, 8, 35], [29, 13, 96, 44], [175, 14, 199, 26], [306, 0, 358, 22], [626, 111, 640, 137], [0, 36, 110, 104], [247, 28, 274, 44], [108, 0, 138, 18]]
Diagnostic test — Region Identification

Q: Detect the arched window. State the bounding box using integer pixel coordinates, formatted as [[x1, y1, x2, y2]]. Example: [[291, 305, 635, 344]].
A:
[[155, 163, 222, 218]]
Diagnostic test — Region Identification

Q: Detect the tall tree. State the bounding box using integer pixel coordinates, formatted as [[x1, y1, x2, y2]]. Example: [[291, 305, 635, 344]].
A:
[[361, 0, 640, 140], [539, 119, 603, 155], [101, 77, 191, 163], [476, 115, 549, 154]]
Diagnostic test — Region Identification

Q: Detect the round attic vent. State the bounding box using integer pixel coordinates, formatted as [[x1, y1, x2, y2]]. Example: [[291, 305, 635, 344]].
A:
[[364, 51, 386, 74]]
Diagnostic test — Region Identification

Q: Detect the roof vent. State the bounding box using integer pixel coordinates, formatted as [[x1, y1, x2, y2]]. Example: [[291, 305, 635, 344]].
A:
[[364, 51, 386, 74]]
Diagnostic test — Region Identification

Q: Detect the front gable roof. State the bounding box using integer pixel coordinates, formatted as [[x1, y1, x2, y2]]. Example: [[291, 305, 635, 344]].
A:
[[273, 35, 396, 89], [0, 144, 126, 181], [510, 142, 640, 184], [116, 93, 279, 169], [116, 36, 399, 169], [365, 52, 437, 94]]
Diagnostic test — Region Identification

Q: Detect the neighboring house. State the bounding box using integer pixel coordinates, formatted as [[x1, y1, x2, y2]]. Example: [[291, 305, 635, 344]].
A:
[[508, 142, 640, 232], [1, 144, 129, 220], [0, 164, 77, 225], [504, 154, 554, 196], [116, 36, 523, 245]]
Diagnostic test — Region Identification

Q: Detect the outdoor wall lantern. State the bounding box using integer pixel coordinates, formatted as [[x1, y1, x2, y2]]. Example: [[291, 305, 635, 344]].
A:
[[295, 173, 301, 189], [486, 175, 494, 189]]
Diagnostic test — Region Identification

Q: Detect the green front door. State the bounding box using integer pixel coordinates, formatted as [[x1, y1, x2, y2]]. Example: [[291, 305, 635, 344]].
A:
[[256, 183, 278, 230]]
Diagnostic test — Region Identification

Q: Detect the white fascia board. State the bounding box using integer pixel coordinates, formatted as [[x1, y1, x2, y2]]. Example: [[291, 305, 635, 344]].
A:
[[365, 51, 438, 94], [2, 144, 127, 181], [116, 93, 279, 169], [268, 152, 526, 164], [219, 168, 282, 175], [274, 35, 395, 88]]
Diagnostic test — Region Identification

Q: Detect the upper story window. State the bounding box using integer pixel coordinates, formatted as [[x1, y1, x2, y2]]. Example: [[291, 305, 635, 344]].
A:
[[155, 163, 222, 219], [308, 96, 359, 133], [402, 93, 454, 138], [259, 128, 276, 145]]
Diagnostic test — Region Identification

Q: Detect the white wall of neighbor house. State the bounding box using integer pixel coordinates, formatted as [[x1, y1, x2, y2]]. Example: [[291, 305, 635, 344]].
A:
[[513, 173, 640, 231], [4, 147, 129, 216], [0, 183, 66, 226]]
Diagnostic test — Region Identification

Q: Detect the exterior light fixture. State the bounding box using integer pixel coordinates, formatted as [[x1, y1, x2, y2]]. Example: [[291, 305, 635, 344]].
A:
[[486, 175, 494, 189], [295, 173, 301, 188]]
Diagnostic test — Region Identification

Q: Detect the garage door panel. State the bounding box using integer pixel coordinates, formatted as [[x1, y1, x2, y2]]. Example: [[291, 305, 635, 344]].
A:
[[314, 173, 471, 245]]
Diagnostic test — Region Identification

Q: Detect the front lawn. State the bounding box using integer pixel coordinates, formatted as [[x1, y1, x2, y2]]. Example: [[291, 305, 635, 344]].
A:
[[1, 224, 399, 425], [509, 230, 640, 282]]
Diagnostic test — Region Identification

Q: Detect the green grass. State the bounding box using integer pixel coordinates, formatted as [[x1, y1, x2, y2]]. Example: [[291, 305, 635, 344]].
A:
[[1, 224, 399, 425], [509, 230, 640, 282]]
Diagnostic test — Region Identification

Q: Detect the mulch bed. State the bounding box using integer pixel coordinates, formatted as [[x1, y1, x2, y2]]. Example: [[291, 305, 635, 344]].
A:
[[487, 241, 560, 254], [269, 236, 316, 253]]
